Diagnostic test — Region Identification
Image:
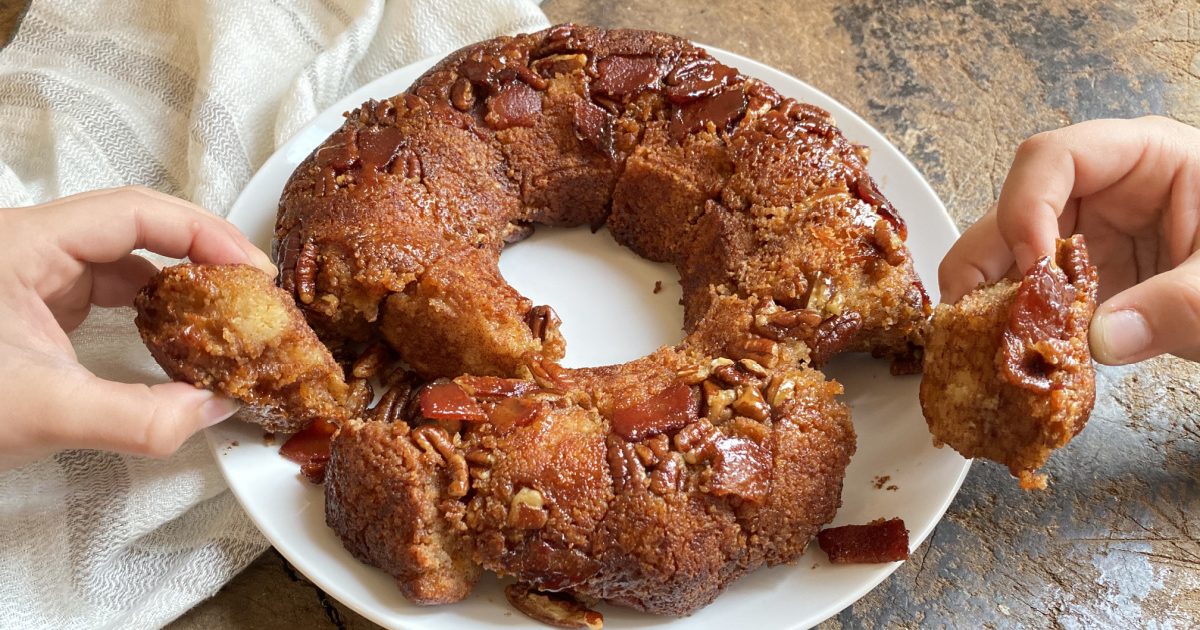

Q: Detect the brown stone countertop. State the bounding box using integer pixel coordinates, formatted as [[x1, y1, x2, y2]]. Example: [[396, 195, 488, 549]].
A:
[[2, 0, 1193, 627]]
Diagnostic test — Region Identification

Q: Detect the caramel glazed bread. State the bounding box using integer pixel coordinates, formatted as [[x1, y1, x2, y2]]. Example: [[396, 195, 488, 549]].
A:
[[274, 24, 932, 616]]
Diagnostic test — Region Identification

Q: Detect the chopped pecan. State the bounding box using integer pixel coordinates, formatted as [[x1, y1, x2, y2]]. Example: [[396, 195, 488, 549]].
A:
[[350, 342, 391, 379], [508, 487, 549, 529], [765, 373, 798, 406], [737, 358, 769, 378], [368, 380, 411, 424], [753, 307, 823, 341], [803, 271, 833, 313], [450, 76, 474, 111], [711, 362, 752, 386], [731, 385, 770, 422], [675, 363, 711, 385], [772, 276, 809, 309], [856, 175, 906, 237], [527, 355, 576, 393], [504, 583, 603, 630], [532, 53, 588, 77], [606, 437, 647, 491]]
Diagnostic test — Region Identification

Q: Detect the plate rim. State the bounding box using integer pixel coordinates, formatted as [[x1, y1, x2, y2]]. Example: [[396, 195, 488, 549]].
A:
[[209, 41, 971, 630]]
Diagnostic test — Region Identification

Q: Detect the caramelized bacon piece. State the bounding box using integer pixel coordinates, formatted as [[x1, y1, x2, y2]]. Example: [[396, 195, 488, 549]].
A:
[[488, 397, 544, 431], [817, 518, 910, 564], [418, 382, 488, 423], [1000, 247, 1080, 392], [591, 54, 663, 100], [706, 435, 770, 502], [279, 418, 339, 484], [610, 382, 698, 442]]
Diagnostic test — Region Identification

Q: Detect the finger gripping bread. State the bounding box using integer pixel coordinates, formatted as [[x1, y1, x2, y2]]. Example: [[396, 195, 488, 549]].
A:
[[919, 235, 1098, 489]]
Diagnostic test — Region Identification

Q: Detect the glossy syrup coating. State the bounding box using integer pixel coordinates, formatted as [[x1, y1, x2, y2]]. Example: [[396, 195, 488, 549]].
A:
[[919, 235, 1098, 490], [275, 23, 930, 378], [134, 264, 350, 434]]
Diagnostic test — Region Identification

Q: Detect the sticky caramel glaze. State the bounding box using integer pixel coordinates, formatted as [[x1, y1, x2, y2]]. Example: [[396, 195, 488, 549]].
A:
[[275, 24, 930, 379], [919, 235, 1098, 489], [325, 346, 855, 616], [134, 264, 350, 434]]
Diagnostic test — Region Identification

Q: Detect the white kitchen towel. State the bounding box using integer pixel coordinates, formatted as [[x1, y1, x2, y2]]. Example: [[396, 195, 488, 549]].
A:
[[0, 1, 549, 629]]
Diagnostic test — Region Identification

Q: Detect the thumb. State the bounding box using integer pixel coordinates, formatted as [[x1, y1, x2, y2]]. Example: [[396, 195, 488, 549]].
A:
[[1090, 255, 1200, 365], [48, 377, 240, 458]]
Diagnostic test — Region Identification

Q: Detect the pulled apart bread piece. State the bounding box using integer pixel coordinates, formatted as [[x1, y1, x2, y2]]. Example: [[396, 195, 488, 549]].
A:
[[135, 263, 350, 433], [920, 235, 1098, 489]]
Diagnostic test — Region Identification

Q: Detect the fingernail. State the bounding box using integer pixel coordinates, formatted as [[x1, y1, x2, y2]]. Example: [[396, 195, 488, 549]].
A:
[[199, 396, 240, 428], [247, 247, 278, 277], [1091, 309, 1151, 364]]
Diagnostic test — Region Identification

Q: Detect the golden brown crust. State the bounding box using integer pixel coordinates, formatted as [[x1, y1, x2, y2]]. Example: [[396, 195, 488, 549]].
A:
[[324, 351, 854, 616], [919, 235, 1098, 489], [325, 419, 480, 603], [274, 23, 930, 378], [134, 264, 349, 433]]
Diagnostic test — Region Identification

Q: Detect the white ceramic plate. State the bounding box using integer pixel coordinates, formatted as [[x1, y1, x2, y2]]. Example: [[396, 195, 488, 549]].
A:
[[209, 45, 970, 630]]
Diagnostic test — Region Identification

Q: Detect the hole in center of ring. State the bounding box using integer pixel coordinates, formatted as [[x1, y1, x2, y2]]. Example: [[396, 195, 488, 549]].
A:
[[499, 226, 685, 369]]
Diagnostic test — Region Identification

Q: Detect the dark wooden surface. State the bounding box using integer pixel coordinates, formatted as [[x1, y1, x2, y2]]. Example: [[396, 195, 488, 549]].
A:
[[2, 0, 1195, 627]]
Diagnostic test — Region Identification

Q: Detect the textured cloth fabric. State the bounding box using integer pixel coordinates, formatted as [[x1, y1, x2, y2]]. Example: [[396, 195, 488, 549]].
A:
[[0, 1, 548, 629]]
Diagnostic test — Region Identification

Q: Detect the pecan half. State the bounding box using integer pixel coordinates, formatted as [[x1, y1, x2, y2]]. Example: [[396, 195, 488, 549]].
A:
[[504, 584, 603, 630], [525, 304, 562, 343], [727, 337, 779, 368], [350, 342, 391, 379], [701, 380, 736, 422], [731, 384, 770, 422], [411, 425, 468, 498], [507, 487, 549, 530], [872, 218, 906, 267]]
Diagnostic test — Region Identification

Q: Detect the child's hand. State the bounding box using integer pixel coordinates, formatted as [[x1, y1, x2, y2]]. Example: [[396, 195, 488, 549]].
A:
[[0, 186, 275, 468], [938, 116, 1200, 366]]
